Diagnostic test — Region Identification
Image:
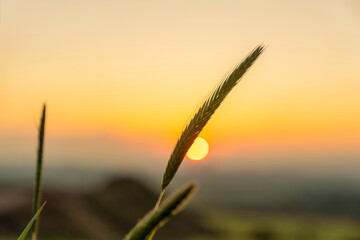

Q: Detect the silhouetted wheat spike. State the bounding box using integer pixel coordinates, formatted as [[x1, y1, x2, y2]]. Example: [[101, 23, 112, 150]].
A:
[[32, 104, 46, 240], [124, 182, 196, 240], [161, 45, 264, 190]]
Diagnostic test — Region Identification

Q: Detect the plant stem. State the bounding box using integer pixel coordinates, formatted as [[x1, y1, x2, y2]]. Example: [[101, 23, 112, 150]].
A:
[[147, 190, 165, 240], [32, 104, 46, 240], [154, 190, 165, 210]]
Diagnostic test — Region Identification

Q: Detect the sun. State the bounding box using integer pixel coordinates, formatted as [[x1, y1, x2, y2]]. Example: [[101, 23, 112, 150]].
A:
[[186, 137, 209, 161]]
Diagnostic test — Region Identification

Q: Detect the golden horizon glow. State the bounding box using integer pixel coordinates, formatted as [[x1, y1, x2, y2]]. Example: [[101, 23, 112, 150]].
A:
[[1, 0, 360, 162], [186, 137, 209, 161]]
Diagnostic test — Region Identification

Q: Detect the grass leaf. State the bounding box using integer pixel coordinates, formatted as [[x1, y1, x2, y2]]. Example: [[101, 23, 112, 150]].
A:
[[32, 103, 46, 240], [124, 182, 196, 240], [161, 45, 264, 190], [18, 202, 46, 240]]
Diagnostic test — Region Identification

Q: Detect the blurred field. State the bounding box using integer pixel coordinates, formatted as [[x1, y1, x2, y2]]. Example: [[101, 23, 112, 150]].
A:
[[181, 209, 360, 240], [0, 174, 360, 240], [2, 210, 359, 240], [2, 171, 360, 240]]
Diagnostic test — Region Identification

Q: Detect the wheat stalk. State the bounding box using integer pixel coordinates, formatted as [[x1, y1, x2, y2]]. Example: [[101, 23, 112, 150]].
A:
[[124, 182, 196, 240], [161, 45, 264, 190]]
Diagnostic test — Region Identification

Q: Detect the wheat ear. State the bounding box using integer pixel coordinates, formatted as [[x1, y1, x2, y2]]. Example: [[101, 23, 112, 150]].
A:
[[161, 45, 264, 190]]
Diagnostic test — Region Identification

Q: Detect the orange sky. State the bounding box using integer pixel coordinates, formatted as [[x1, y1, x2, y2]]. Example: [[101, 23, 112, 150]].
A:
[[1, 1, 359, 170]]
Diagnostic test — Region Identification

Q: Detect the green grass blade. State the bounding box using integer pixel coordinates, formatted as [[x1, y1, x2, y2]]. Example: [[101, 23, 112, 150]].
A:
[[32, 103, 46, 240], [124, 182, 196, 240], [161, 45, 264, 190], [18, 202, 46, 240]]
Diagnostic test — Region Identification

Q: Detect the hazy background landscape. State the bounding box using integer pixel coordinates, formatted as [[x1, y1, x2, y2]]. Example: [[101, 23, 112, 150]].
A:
[[1, 0, 360, 239]]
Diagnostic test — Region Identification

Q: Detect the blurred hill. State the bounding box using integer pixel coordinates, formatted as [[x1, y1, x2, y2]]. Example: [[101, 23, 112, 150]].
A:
[[2, 166, 360, 221], [0, 177, 213, 240]]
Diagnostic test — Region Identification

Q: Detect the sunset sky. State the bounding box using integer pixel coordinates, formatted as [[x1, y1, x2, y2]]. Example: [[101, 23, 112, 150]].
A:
[[1, 1, 359, 176]]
